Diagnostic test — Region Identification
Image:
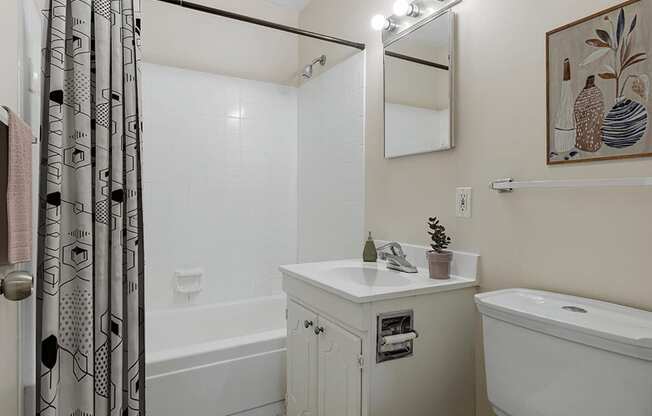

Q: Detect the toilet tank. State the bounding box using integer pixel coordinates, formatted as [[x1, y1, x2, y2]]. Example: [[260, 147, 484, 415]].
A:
[[475, 289, 652, 416]]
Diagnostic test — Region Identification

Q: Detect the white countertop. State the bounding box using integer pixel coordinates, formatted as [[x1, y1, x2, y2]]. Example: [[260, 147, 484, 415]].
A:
[[280, 259, 478, 303]]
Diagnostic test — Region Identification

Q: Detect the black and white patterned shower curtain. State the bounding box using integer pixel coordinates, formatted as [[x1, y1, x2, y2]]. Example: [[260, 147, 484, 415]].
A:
[[36, 0, 145, 415]]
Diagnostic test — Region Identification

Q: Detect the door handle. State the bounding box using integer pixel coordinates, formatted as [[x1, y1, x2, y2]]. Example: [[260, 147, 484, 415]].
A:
[[304, 320, 313, 328], [314, 326, 324, 335], [1, 271, 33, 301]]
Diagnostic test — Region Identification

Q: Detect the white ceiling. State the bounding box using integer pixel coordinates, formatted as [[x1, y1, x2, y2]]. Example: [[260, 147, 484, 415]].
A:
[[266, 0, 312, 11]]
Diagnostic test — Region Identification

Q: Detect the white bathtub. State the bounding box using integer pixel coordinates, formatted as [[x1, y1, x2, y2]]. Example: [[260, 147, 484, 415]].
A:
[[146, 295, 287, 416]]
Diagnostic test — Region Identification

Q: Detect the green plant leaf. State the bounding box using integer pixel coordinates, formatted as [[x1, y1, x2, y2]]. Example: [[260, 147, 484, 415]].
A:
[[598, 72, 617, 79], [428, 216, 451, 250], [581, 48, 610, 66]]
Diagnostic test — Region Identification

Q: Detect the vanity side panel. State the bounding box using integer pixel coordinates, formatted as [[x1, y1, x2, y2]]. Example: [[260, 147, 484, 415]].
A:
[[368, 287, 477, 416]]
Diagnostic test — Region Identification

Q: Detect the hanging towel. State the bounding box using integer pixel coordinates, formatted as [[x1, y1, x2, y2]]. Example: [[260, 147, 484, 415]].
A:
[[0, 106, 32, 264]]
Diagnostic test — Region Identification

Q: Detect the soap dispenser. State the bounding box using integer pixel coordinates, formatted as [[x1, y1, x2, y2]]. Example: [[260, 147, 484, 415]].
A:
[[363, 232, 377, 262]]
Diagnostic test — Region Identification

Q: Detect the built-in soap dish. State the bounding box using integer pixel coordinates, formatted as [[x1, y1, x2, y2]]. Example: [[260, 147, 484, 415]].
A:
[[174, 268, 204, 295]]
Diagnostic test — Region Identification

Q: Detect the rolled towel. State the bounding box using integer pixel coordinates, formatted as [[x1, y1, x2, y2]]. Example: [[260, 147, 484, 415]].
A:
[[1, 106, 32, 264], [381, 331, 418, 346]]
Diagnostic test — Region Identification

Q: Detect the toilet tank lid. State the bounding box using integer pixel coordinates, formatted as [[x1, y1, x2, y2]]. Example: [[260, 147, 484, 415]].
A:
[[475, 289, 652, 361]]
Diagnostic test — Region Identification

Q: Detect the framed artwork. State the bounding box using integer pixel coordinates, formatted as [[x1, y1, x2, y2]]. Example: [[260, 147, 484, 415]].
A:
[[547, 0, 651, 164]]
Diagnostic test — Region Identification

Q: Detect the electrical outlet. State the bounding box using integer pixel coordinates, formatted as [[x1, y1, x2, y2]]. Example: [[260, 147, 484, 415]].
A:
[[456, 187, 472, 218]]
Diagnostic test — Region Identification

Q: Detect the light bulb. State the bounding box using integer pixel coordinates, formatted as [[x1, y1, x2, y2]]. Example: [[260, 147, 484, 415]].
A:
[[393, 0, 420, 17], [370, 14, 389, 31], [393, 0, 411, 16]]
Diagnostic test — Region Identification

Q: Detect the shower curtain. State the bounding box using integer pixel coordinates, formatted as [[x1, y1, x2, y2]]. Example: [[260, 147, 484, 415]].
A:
[[36, 1, 145, 415]]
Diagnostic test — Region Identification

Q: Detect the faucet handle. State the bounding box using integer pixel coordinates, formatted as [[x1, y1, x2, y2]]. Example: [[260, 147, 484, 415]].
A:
[[376, 242, 418, 273], [377, 242, 406, 257], [390, 244, 406, 258]]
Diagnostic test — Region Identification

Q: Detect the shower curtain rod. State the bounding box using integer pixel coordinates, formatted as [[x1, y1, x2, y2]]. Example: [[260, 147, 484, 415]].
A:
[[154, 0, 366, 50]]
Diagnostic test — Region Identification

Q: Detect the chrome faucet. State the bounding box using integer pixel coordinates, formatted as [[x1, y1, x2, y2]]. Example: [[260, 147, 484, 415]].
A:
[[377, 242, 418, 274]]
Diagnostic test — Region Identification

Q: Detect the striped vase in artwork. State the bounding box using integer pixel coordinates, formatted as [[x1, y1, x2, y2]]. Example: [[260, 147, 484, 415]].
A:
[[601, 98, 648, 149], [574, 75, 604, 152], [554, 58, 576, 153]]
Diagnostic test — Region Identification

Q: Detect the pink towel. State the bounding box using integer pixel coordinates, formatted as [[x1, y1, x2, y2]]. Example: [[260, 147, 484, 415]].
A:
[[3, 107, 32, 264]]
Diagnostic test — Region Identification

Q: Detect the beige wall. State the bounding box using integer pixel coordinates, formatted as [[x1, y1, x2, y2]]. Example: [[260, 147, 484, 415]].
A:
[[142, 0, 301, 84], [300, 0, 652, 414], [0, 0, 20, 413]]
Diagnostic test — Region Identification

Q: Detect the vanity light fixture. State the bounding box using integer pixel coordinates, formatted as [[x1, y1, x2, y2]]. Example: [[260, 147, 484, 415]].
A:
[[371, 14, 396, 32], [375, 0, 459, 36], [393, 0, 420, 17]]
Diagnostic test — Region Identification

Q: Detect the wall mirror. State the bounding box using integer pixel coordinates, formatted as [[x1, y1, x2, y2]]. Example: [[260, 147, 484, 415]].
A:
[[384, 10, 454, 158]]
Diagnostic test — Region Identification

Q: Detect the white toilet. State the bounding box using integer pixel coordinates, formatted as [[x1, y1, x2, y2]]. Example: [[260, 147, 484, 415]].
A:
[[476, 289, 652, 416]]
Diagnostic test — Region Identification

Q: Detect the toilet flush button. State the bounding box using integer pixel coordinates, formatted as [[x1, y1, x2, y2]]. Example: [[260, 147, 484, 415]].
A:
[[562, 306, 588, 314]]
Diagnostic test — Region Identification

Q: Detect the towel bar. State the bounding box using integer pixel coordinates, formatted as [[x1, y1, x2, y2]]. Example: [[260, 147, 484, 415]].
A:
[[490, 177, 652, 192]]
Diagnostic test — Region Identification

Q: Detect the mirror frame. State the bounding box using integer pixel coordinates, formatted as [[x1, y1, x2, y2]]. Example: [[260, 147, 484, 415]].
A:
[[382, 9, 455, 158]]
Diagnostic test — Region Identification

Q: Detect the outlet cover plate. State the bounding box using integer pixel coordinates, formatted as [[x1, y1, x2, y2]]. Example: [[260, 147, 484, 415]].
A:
[[456, 187, 472, 218]]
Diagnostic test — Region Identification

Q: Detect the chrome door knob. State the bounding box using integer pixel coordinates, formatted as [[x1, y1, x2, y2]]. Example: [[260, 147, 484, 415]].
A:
[[314, 326, 324, 335], [1, 271, 33, 301]]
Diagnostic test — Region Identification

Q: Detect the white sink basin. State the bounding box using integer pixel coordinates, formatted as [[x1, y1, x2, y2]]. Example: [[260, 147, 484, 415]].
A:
[[280, 259, 478, 303], [321, 266, 413, 287]]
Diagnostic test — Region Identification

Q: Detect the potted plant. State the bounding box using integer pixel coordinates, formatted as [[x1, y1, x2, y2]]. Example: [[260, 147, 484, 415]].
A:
[[426, 217, 452, 280]]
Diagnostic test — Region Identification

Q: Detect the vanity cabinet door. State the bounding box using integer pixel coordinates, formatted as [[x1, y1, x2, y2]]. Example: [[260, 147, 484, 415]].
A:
[[317, 316, 362, 416], [286, 301, 318, 416]]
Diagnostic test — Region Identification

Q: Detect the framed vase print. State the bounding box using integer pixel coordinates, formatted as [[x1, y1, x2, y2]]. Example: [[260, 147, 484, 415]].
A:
[[546, 0, 652, 164]]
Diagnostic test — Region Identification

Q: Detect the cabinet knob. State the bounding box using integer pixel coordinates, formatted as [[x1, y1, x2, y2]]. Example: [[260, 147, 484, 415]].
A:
[[304, 320, 313, 328], [314, 326, 324, 335]]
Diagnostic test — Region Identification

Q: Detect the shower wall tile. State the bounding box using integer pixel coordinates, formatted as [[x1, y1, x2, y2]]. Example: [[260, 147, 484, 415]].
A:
[[143, 63, 298, 311], [298, 52, 366, 262]]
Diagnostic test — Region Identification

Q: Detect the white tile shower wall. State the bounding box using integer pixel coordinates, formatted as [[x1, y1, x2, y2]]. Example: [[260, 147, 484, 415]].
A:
[[385, 103, 450, 158], [298, 52, 366, 262], [143, 63, 298, 310]]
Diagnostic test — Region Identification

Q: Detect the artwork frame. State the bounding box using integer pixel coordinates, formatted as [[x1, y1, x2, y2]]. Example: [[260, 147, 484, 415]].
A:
[[546, 0, 652, 165]]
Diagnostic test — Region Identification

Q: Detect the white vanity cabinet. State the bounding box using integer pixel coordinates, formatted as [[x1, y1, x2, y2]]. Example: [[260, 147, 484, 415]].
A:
[[286, 301, 318, 415], [281, 256, 480, 416], [286, 300, 362, 416]]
